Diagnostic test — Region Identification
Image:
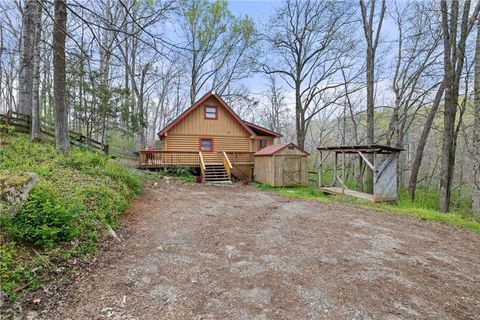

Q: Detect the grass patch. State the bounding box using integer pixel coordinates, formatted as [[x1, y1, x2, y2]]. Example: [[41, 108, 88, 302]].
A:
[[256, 184, 480, 233], [0, 133, 143, 302]]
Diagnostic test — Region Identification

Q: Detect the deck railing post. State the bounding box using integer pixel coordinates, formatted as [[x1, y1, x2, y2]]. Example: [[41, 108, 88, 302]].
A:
[[318, 151, 322, 189], [334, 152, 337, 187]]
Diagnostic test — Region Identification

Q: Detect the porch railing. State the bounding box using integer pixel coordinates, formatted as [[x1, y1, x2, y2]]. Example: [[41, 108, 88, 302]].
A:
[[226, 152, 254, 165], [222, 151, 233, 179], [138, 151, 200, 168], [138, 150, 255, 168]]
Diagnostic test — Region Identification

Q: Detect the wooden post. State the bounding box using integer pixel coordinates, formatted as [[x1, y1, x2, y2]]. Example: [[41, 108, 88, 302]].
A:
[[359, 156, 364, 192], [373, 151, 376, 200], [334, 151, 338, 187], [318, 151, 322, 189], [342, 151, 345, 194]]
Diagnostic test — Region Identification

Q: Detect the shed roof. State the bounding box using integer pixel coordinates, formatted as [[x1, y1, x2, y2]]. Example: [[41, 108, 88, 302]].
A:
[[254, 143, 310, 156], [317, 144, 403, 154]]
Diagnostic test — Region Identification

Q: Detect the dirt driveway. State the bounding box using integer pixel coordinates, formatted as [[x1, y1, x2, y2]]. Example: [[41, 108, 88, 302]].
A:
[[38, 179, 479, 319]]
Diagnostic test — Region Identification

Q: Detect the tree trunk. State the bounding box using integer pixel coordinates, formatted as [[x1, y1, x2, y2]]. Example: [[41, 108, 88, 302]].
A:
[[408, 82, 445, 201], [295, 82, 306, 148], [359, 0, 386, 193], [473, 19, 480, 220], [366, 46, 375, 146], [53, 0, 69, 153], [18, 0, 36, 116], [31, 1, 43, 140], [438, 0, 475, 213]]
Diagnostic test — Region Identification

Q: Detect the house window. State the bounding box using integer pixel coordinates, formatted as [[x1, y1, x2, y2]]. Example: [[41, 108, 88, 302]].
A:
[[204, 105, 218, 119], [199, 138, 213, 152], [259, 139, 268, 150]]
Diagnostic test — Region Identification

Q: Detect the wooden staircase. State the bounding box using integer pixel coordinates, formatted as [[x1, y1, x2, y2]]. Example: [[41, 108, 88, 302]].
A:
[[199, 151, 233, 185], [204, 164, 231, 184]]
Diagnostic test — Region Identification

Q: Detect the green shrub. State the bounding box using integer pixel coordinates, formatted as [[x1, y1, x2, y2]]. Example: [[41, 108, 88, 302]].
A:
[[60, 148, 106, 173], [0, 124, 15, 134], [0, 134, 143, 300], [167, 166, 193, 177], [3, 183, 82, 248], [0, 242, 42, 301]]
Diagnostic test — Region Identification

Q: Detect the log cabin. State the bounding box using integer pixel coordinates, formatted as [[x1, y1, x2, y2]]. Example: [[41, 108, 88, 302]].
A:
[[138, 92, 281, 183]]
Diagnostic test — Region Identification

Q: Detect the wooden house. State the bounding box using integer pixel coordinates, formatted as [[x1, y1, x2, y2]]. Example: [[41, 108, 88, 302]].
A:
[[253, 143, 310, 187], [138, 92, 280, 183]]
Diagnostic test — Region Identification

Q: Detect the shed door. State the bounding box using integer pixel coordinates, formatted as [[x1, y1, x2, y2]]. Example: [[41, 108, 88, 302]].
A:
[[283, 156, 301, 186]]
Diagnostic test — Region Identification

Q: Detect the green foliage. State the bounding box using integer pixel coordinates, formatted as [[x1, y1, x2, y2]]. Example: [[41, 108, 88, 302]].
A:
[[257, 184, 480, 233], [0, 134, 142, 300], [257, 184, 330, 202], [0, 124, 15, 134], [0, 242, 44, 303], [3, 184, 82, 248], [167, 166, 193, 177]]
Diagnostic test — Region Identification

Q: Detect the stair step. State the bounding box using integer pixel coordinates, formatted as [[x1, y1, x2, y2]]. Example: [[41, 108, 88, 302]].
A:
[[206, 181, 232, 185]]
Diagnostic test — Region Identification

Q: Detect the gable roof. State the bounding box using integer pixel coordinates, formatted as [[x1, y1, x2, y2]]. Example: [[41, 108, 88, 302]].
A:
[[158, 92, 255, 137], [244, 121, 282, 137], [253, 143, 310, 156]]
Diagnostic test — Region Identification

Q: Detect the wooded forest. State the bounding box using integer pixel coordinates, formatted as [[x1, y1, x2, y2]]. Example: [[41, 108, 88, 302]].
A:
[[0, 0, 479, 220]]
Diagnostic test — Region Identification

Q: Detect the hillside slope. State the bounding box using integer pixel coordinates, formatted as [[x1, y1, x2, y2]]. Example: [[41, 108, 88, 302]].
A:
[[0, 133, 142, 304]]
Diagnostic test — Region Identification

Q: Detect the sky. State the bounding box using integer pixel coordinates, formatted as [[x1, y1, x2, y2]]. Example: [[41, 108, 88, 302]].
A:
[[224, 0, 399, 106]]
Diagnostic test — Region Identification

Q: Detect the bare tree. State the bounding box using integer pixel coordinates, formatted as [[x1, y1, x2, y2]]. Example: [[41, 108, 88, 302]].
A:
[[18, 0, 36, 116], [359, 0, 386, 146], [473, 18, 480, 220], [262, 0, 355, 148], [408, 82, 445, 201], [439, 0, 480, 212], [178, 0, 256, 104], [260, 75, 289, 137], [31, 0, 43, 140], [388, 1, 443, 189], [53, 0, 70, 153]]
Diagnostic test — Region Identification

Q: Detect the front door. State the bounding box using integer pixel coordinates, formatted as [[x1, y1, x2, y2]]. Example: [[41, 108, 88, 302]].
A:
[[283, 156, 301, 186]]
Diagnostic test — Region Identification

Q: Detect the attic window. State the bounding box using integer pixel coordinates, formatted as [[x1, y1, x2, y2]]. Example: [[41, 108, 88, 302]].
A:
[[199, 138, 213, 152], [288, 145, 294, 150], [205, 105, 218, 120]]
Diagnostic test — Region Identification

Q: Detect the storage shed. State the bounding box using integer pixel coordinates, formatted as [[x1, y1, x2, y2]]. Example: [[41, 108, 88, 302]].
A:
[[253, 143, 310, 187]]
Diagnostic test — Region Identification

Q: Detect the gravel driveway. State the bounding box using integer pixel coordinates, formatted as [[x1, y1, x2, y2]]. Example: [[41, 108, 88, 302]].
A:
[[38, 179, 480, 319]]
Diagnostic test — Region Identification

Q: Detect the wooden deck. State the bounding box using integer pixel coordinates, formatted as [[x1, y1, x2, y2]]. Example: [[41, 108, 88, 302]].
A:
[[320, 187, 396, 203], [138, 151, 254, 169]]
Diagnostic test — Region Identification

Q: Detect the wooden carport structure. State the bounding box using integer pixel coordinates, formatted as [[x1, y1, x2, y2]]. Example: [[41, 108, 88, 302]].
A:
[[316, 145, 403, 203]]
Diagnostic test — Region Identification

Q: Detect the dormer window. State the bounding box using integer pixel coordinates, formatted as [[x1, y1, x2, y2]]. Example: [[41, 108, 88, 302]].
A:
[[205, 105, 218, 120]]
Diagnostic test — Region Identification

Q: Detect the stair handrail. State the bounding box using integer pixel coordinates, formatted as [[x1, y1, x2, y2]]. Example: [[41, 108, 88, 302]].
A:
[[222, 151, 233, 180], [199, 151, 206, 179]]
